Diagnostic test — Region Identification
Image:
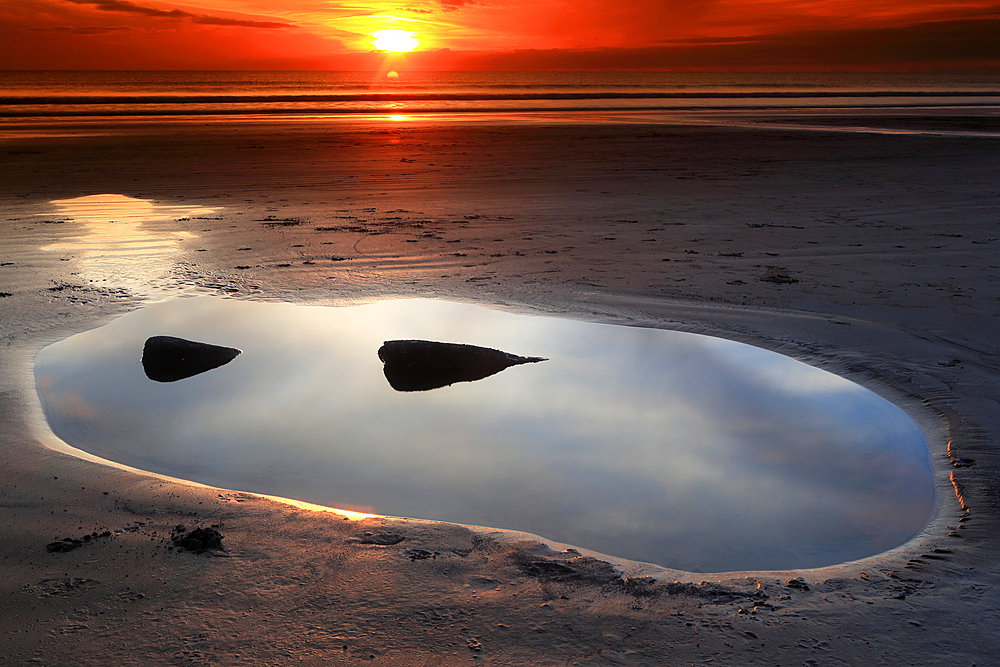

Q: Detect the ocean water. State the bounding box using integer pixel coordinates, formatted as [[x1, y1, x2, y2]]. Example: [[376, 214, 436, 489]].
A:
[[1, 70, 998, 120]]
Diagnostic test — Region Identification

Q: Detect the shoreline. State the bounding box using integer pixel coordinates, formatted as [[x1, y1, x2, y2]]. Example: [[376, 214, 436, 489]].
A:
[[2, 116, 998, 665]]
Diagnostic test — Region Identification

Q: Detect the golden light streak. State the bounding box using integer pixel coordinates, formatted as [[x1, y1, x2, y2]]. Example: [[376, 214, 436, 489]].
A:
[[950, 471, 968, 511], [265, 494, 379, 519]]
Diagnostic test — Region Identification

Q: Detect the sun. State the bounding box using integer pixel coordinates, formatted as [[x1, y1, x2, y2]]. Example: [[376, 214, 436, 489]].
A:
[[372, 30, 419, 53]]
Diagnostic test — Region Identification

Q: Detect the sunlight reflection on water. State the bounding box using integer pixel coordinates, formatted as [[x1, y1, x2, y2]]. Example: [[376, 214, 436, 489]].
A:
[[34, 296, 935, 572], [40, 194, 211, 293]]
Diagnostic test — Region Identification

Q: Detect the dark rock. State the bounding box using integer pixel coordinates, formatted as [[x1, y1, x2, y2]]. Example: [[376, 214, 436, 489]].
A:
[[171, 526, 225, 554], [358, 532, 405, 545], [760, 273, 799, 284], [621, 576, 661, 597], [46, 529, 113, 553], [518, 560, 577, 578], [46, 538, 84, 553], [142, 336, 241, 383], [662, 581, 758, 604], [512, 549, 621, 586], [785, 577, 811, 591], [378, 340, 545, 392]]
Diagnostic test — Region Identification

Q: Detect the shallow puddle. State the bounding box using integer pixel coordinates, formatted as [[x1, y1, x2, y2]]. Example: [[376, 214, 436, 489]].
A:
[[40, 194, 213, 294], [34, 297, 934, 572]]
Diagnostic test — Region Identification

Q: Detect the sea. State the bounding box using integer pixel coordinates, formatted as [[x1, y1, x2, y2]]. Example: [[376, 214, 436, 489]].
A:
[[1, 70, 998, 123]]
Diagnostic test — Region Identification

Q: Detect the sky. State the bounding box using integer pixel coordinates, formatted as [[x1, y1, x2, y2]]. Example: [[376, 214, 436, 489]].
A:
[[2, 0, 999, 70]]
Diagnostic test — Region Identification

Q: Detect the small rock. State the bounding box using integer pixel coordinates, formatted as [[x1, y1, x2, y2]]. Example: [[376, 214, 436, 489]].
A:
[[171, 526, 225, 554], [358, 532, 405, 546], [518, 560, 577, 578], [785, 577, 810, 591], [142, 336, 241, 383], [760, 273, 799, 284], [378, 339, 545, 392], [46, 538, 83, 553]]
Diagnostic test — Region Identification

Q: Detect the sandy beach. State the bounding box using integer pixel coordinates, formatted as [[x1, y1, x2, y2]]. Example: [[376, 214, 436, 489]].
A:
[[2, 113, 999, 665]]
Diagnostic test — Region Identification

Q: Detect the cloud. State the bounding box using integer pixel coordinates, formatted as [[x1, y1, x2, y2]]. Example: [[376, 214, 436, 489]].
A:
[[438, 0, 477, 9], [29, 23, 133, 34], [190, 14, 288, 28], [60, 0, 291, 28], [4, 0, 999, 69], [402, 0, 477, 16], [444, 17, 1000, 70]]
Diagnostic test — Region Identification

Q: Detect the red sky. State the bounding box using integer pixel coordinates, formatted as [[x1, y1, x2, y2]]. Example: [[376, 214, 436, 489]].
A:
[[2, 0, 999, 70]]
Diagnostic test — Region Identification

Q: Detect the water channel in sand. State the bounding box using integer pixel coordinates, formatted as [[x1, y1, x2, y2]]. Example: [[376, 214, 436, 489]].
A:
[[34, 297, 934, 572]]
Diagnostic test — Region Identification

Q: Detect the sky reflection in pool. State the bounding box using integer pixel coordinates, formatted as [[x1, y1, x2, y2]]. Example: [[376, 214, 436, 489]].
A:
[[34, 297, 934, 572]]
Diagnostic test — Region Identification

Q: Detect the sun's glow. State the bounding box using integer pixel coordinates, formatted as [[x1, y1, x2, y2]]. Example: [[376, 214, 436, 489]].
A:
[[372, 30, 418, 52]]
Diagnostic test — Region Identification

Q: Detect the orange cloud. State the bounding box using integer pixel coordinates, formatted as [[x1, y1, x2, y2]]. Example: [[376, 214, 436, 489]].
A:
[[60, 0, 290, 27], [0, 0, 342, 68]]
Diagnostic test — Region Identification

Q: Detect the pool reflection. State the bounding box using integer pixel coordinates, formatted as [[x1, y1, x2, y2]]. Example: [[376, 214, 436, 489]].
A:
[[34, 297, 935, 572], [41, 194, 211, 289]]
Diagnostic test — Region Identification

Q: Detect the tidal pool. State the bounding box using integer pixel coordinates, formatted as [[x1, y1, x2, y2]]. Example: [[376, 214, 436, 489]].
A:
[[34, 297, 934, 572]]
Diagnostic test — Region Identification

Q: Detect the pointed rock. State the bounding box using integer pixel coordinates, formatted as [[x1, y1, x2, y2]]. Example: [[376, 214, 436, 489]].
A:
[[142, 335, 241, 383], [378, 339, 545, 392]]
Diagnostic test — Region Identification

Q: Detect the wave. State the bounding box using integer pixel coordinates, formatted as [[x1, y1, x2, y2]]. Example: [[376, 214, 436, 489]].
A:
[[2, 90, 1000, 106]]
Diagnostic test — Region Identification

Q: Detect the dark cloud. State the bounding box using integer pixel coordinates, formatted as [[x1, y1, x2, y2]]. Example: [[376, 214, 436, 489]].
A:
[[189, 15, 288, 28], [438, 0, 476, 11], [60, 0, 290, 29], [29, 24, 133, 34], [449, 17, 1000, 70]]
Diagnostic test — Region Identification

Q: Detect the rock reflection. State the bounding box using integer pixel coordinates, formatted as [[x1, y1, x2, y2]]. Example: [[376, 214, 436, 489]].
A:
[[142, 336, 242, 383], [378, 340, 546, 392]]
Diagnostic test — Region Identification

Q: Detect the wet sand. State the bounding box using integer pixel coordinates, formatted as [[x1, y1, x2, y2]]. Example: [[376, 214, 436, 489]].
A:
[[2, 114, 999, 665]]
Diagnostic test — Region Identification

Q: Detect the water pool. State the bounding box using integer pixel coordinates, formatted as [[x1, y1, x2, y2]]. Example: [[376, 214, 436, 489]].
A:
[[34, 297, 934, 572]]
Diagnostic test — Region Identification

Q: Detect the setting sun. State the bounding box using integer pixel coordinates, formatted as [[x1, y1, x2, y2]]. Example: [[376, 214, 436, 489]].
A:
[[372, 30, 418, 53]]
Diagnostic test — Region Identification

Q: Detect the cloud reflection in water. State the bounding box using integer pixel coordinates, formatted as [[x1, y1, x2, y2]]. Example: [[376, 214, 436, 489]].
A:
[[34, 297, 934, 572]]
